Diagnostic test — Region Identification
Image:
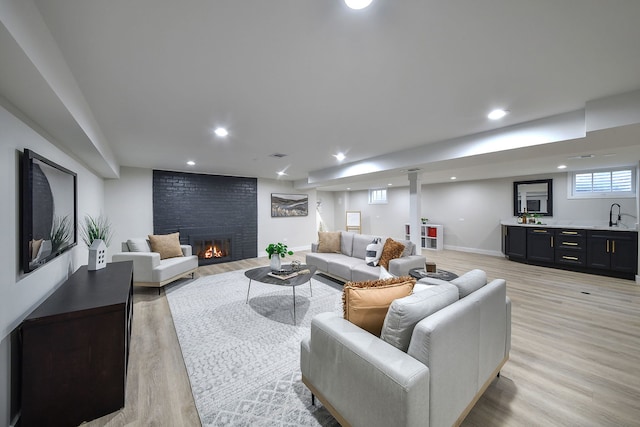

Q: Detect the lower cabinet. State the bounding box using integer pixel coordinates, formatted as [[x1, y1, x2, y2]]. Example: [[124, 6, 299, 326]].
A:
[[587, 230, 638, 274], [505, 226, 527, 259], [527, 228, 554, 262], [504, 225, 637, 279]]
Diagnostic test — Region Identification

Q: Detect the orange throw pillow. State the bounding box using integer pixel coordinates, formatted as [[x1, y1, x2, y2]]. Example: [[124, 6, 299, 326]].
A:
[[148, 232, 184, 260], [378, 238, 406, 269], [343, 276, 415, 336]]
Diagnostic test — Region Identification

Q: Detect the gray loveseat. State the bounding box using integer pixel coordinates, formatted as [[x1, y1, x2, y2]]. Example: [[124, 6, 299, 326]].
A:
[[301, 269, 511, 427], [305, 231, 426, 282]]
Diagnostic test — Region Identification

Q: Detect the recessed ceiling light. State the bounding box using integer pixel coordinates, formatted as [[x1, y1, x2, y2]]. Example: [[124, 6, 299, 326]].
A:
[[214, 127, 228, 137], [450, 176, 457, 180], [388, 183, 393, 186], [187, 160, 195, 166], [488, 109, 508, 120], [334, 152, 346, 162], [557, 164, 567, 169], [277, 170, 288, 176], [345, 0, 373, 10]]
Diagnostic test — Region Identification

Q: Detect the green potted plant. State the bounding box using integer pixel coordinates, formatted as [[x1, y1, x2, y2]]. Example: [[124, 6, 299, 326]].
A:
[[79, 214, 114, 247], [421, 217, 429, 224], [265, 242, 293, 271]]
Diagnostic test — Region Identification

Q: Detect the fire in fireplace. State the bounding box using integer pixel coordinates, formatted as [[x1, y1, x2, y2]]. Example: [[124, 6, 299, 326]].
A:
[[190, 236, 232, 265]]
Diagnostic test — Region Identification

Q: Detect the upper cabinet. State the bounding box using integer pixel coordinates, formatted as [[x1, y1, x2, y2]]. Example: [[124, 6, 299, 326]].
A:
[[513, 179, 553, 216]]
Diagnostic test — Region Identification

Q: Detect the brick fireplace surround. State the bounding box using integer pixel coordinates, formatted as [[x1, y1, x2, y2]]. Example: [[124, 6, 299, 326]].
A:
[[152, 170, 258, 264]]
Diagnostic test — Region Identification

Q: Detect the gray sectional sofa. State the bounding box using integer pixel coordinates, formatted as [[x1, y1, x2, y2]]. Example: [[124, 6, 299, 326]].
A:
[[305, 231, 426, 282], [301, 269, 511, 427]]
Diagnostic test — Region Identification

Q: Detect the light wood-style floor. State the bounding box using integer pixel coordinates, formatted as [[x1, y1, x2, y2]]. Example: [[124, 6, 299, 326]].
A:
[[83, 250, 640, 426]]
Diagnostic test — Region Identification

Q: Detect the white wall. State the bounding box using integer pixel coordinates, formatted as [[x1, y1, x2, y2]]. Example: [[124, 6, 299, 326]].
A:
[[257, 180, 317, 255], [0, 104, 104, 426], [104, 167, 153, 259], [552, 173, 637, 227], [422, 178, 512, 255], [340, 187, 411, 239]]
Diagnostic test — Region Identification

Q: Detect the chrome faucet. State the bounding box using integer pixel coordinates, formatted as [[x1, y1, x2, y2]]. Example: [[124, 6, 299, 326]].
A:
[[609, 203, 621, 227]]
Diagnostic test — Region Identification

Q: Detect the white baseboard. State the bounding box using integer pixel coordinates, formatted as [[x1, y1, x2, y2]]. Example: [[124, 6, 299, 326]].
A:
[[258, 245, 312, 258], [443, 245, 505, 258]]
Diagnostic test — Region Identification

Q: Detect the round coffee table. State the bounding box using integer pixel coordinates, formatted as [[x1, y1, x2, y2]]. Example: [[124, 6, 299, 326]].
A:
[[244, 264, 317, 324], [408, 267, 459, 282]]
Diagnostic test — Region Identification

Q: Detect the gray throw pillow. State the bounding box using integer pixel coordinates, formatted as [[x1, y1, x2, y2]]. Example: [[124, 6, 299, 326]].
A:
[[127, 238, 151, 252], [381, 282, 459, 352], [397, 239, 415, 257]]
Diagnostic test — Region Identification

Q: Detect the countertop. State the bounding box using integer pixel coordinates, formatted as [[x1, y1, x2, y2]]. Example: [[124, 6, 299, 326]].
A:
[[500, 220, 638, 232]]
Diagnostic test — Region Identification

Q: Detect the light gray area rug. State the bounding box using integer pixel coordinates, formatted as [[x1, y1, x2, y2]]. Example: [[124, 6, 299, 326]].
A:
[[165, 269, 343, 426]]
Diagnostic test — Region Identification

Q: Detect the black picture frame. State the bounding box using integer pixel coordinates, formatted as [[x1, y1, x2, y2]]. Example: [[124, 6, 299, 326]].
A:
[[21, 149, 78, 273]]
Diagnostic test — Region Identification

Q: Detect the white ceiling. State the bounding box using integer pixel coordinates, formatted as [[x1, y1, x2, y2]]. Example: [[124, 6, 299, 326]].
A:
[[2, 0, 640, 190]]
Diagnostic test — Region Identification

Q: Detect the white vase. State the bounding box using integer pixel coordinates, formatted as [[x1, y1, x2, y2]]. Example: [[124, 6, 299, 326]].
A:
[[270, 255, 281, 271]]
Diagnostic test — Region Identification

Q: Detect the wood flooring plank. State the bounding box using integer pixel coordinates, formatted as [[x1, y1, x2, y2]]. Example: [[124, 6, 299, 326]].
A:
[[79, 249, 640, 426]]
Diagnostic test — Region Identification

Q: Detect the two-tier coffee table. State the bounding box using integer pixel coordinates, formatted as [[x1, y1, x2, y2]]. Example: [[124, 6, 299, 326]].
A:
[[244, 264, 317, 324]]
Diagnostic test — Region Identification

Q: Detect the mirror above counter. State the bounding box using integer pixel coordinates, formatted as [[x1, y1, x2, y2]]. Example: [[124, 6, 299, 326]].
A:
[[513, 179, 553, 216]]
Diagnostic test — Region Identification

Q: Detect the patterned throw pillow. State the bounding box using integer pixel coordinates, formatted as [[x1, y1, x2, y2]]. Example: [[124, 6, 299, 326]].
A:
[[365, 238, 383, 266], [342, 276, 416, 336], [378, 238, 406, 269], [148, 232, 184, 260]]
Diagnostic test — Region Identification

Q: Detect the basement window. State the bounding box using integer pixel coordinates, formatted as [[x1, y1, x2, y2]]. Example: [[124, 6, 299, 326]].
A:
[[568, 168, 635, 199], [369, 188, 388, 204]]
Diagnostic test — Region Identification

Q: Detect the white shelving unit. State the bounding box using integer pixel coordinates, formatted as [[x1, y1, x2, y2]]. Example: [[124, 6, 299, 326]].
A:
[[405, 223, 444, 251]]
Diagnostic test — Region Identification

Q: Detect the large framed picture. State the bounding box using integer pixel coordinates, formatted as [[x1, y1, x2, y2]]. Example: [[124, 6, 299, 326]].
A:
[[271, 193, 308, 217]]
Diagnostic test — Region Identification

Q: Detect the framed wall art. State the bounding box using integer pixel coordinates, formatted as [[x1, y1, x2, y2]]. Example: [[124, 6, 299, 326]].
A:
[[271, 193, 308, 217]]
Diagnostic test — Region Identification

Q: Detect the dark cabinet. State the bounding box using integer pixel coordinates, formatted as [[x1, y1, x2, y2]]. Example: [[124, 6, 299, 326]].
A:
[[504, 225, 637, 279], [527, 228, 554, 262], [587, 230, 638, 274], [505, 226, 527, 259], [20, 261, 134, 427], [555, 229, 587, 267]]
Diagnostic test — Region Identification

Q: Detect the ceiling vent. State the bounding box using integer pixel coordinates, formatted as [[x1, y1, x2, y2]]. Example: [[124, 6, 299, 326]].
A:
[[568, 154, 595, 160], [269, 153, 288, 158]]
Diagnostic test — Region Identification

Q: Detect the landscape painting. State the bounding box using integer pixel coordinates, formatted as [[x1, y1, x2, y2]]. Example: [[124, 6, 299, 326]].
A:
[[271, 193, 308, 217]]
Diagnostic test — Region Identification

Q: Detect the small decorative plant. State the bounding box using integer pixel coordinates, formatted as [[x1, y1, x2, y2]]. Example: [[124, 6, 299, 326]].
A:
[[533, 213, 542, 224], [421, 217, 429, 224], [265, 242, 293, 259], [79, 214, 113, 247]]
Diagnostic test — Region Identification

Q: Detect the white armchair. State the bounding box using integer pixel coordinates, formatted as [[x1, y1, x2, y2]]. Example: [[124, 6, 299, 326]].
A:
[[112, 238, 198, 293]]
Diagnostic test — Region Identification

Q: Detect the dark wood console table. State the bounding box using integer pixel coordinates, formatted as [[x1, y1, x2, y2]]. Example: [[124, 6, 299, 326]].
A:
[[20, 261, 134, 427]]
